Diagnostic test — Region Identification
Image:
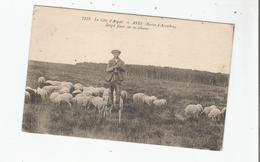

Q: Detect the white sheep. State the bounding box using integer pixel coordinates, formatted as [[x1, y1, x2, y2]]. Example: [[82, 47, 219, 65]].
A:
[[82, 86, 96, 96], [75, 93, 86, 98], [38, 76, 46, 85], [46, 80, 61, 86], [24, 91, 30, 103], [120, 90, 128, 100], [96, 87, 106, 96], [153, 99, 167, 108], [83, 87, 103, 96], [133, 93, 146, 104], [184, 104, 203, 119], [91, 96, 107, 114], [42, 85, 59, 94], [221, 107, 226, 118], [72, 95, 93, 109], [36, 87, 48, 101], [102, 90, 113, 115], [59, 86, 71, 94], [143, 96, 155, 106], [102, 88, 110, 98], [201, 105, 217, 116], [208, 108, 222, 121], [26, 87, 41, 103], [53, 93, 73, 107], [72, 89, 82, 96], [60, 81, 73, 91], [91, 88, 101, 96], [26, 86, 35, 91], [61, 81, 73, 86], [102, 95, 112, 116], [25, 86, 36, 94], [49, 92, 60, 103], [74, 83, 83, 91], [150, 96, 157, 101]]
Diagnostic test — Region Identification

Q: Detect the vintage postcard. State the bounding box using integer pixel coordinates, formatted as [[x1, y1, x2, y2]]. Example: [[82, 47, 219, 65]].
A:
[[22, 5, 234, 150]]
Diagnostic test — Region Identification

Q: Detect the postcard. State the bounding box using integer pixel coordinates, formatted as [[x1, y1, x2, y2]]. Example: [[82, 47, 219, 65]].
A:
[[22, 5, 234, 151]]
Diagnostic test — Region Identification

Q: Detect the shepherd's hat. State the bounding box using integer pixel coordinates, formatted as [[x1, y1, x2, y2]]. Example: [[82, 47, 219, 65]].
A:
[[111, 50, 121, 55]]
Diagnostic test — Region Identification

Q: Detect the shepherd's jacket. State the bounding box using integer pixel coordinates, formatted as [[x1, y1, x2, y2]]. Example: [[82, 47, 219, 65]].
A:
[[105, 58, 125, 82]]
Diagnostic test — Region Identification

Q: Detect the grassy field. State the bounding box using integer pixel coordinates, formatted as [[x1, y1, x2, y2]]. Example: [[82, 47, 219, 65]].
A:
[[22, 60, 228, 150]]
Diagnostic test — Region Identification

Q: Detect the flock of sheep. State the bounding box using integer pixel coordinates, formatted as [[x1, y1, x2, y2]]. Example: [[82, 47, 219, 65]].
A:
[[24, 76, 167, 123], [24, 76, 226, 124], [184, 104, 226, 121], [132, 93, 167, 108]]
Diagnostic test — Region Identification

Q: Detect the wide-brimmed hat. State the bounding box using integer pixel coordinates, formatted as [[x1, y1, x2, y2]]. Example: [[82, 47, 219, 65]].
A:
[[111, 50, 121, 55]]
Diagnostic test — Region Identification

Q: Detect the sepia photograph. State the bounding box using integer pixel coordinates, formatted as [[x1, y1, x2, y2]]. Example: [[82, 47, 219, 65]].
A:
[[22, 5, 234, 151]]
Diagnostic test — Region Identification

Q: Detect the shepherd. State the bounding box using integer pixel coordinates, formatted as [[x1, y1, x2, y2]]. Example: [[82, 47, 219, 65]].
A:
[[105, 49, 125, 113]]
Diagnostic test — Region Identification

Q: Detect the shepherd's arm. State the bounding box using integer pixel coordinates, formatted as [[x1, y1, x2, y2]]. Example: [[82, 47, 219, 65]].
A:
[[116, 60, 125, 72], [106, 62, 116, 72]]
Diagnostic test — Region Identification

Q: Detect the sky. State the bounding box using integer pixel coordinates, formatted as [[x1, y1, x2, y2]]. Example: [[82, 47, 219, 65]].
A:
[[29, 6, 234, 74]]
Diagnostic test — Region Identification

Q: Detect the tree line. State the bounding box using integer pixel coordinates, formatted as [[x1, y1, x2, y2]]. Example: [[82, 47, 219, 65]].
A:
[[76, 62, 229, 87]]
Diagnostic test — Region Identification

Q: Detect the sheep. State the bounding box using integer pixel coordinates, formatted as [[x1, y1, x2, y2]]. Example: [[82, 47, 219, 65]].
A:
[[74, 83, 83, 91], [133, 93, 146, 105], [38, 77, 54, 88], [59, 86, 71, 94], [101, 89, 113, 114], [83, 86, 94, 91], [91, 96, 107, 115], [143, 96, 154, 106], [38, 76, 46, 86], [102, 95, 112, 116], [153, 99, 167, 108], [46, 80, 61, 86], [91, 88, 101, 96], [96, 87, 106, 96], [208, 108, 222, 121], [82, 90, 92, 96], [184, 104, 203, 119], [24, 91, 30, 103], [49, 92, 60, 103], [201, 105, 218, 116], [53, 93, 73, 108], [102, 88, 110, 97], [60, 81, 73, 91], [72, 89, 82, 97], [75, 93, 86, 98], [72, 95, 93, 109], [60, 81, 73, 87], [120, 90, 128, 100], [221, 107, 226, 119], [25, 87, 41, 103], [36, 87, 48, 101], [83, 87, 103, 96], [83, 86, 96, 96], [42, 85, 59, 94], [26, 86, 34, 91], [150, 96, 157, 101]]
